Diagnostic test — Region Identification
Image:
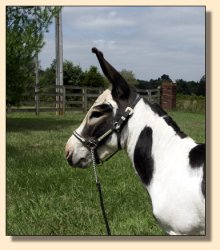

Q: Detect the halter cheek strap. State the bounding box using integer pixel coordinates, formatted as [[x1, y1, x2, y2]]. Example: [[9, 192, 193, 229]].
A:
[[72, 108, 130, 164]]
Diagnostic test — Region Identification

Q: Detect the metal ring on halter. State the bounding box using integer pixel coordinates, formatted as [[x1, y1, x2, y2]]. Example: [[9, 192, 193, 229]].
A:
[[125, 107, 133, 115], [86, 139, 98, 149], [113, 122, 120, 131]]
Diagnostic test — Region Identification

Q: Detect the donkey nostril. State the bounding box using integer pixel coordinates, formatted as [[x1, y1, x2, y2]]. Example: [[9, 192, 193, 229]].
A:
[[65, 148, 73, 158], [66, 150, 70, 158], [66, 151, 73, 166]]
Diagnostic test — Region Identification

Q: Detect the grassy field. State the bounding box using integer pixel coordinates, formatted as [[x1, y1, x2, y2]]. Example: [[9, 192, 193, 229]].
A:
[[6, 111, 205, 236]]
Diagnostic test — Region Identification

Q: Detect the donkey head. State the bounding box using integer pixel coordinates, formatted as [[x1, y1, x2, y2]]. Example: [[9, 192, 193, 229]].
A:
[[65, 48, 139, 168]]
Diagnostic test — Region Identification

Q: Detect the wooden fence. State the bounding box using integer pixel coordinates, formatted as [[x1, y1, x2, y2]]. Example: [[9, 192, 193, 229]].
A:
[[7, 85, 161, 114]]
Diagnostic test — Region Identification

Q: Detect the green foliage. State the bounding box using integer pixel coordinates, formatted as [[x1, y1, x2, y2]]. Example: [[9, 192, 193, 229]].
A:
[[40, 61, 107, 88], [120, 69, 138, 86], [176, 75, 205, 96], [84, 66, 107, 87], [6, 6, 60, 105], [160, 74, 172, 82], [137, 78, 160, 89], [137, 74, 172, 90], [198, 75, 206, 96], [39, 60, 56, 86], [63, 60, 85, 86]]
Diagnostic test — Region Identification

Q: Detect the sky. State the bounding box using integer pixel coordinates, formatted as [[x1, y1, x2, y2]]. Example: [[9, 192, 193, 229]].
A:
[[39, 6, 205, 82]]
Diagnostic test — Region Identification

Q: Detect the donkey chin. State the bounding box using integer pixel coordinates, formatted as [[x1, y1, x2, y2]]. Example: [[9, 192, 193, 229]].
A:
[[66, 150, 92, 168], [73, 157, 91, 169]]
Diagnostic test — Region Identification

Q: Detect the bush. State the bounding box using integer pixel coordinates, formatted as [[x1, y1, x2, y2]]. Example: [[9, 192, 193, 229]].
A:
[[176, 94, 205, 113]]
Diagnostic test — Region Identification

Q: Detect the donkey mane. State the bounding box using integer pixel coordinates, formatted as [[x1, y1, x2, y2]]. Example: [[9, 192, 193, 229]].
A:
[[147, 100, 187, 139]]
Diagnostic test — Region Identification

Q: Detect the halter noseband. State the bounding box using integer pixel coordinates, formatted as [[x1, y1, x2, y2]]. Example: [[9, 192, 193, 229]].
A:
[[72, 95, 142, 164]]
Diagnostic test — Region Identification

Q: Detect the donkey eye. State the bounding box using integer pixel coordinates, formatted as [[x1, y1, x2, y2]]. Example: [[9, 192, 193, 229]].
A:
[[89, 111, 103, 119]]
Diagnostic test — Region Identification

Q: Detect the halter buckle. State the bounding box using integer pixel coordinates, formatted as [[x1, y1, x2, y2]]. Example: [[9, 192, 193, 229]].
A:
[[125, 107, 133, 116]]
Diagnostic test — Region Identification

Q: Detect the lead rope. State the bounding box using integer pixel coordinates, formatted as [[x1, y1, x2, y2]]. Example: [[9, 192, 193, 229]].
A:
[[90, 148, 111, 236]]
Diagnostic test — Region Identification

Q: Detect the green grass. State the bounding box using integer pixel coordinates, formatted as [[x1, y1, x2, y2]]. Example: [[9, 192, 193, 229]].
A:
[[6, 111, 205, 236]]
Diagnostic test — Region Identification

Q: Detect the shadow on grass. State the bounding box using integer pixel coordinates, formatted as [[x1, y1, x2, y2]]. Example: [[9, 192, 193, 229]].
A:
[[6, 116, 82, 132]]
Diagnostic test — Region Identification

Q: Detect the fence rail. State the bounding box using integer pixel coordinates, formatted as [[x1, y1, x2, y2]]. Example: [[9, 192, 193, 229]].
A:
[[7, 85, 160, 114]]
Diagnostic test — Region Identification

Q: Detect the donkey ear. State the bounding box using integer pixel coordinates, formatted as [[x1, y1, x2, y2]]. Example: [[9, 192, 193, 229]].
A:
[[92, 47, 130, 100]]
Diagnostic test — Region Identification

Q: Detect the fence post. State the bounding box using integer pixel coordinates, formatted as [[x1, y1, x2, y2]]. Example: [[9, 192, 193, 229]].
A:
[[35, 53, 40, 116], [82, 87, 88, 113], [62, 86, 65, 115]]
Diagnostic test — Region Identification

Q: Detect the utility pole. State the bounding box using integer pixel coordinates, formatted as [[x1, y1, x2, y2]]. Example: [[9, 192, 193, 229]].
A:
[[34, 7, 39, 116], [35, 54, 39, 115], [55, 8, 64, 115]]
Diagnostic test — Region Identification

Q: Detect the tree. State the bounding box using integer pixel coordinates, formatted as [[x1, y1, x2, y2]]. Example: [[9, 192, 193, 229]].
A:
[[199, 75, 205, 83], [40, 60, 85, 86], [40, 61, 108, 88], [198, 75, 206, 96], [160, 74, 172, 82], [63, 60, 85, 86], [84, 66, 107, 87], [176, 77, 205, 96], [176, 79, 191, 95], [6, 6, 60, 105], [120, 69, 138, 87], [39, 60, 56, 86]]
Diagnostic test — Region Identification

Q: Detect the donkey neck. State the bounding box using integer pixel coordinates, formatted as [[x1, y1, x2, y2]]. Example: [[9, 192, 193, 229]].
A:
[[124, 99, 196, 185]]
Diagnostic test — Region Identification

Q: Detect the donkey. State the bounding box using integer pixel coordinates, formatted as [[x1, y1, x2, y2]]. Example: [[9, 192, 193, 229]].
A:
[[65, 48, 205, 235]]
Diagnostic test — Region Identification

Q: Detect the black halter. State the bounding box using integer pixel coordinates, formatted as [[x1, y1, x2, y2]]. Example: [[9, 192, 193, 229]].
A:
[[73, 95, 142, 164]]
